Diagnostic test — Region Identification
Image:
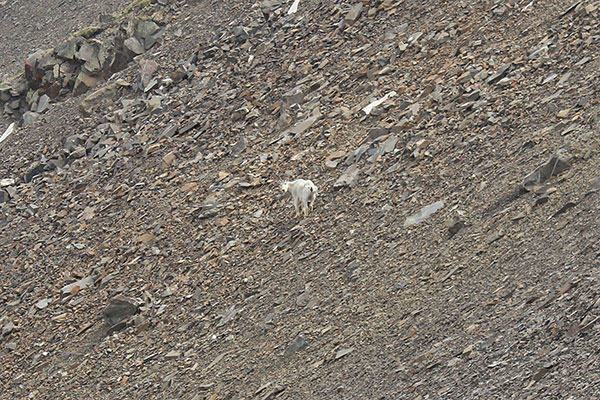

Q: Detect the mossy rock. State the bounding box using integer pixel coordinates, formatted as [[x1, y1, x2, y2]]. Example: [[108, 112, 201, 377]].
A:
[[0, 70, 25, 89], [115, 0, 152, 19], [67, 26, 104, 42]]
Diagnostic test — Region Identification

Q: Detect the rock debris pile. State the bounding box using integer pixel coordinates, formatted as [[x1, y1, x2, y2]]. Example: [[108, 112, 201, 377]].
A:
[[1, 14, 165, 124]]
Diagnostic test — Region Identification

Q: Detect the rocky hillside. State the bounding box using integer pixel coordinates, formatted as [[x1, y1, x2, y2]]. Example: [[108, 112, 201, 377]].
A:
[[1, 0, 599, 398]]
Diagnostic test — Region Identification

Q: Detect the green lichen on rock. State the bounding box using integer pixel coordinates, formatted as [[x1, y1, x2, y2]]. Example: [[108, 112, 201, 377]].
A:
[[0, 69, 25, 89], [114, 0, 151, 19], [67, 26, 103, 41], [77, 26, 103, 38]]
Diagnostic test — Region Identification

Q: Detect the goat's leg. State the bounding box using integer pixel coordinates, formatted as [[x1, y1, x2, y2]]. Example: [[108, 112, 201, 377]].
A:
[[293, 198, 300, 216], [302, 197, 309, 216]]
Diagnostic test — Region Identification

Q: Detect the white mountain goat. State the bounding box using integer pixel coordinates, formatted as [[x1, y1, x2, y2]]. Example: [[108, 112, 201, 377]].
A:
[[281, 179, 318, 216]]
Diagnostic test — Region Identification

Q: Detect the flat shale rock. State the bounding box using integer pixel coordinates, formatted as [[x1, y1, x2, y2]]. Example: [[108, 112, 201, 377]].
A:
[[103, 298, 138, 326], [334, 164, 360, 188], [522, 152, 571, 190]]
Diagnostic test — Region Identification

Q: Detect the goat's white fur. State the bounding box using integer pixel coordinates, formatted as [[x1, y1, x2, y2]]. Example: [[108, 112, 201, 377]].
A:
[[281, 179, 318, 216]]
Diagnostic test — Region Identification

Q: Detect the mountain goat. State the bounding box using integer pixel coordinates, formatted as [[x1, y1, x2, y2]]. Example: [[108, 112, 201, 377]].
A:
[[281, 179, 318, 217]]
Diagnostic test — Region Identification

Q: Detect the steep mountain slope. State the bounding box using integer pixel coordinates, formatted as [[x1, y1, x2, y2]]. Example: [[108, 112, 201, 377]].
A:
[[1, 0, 599, 399]]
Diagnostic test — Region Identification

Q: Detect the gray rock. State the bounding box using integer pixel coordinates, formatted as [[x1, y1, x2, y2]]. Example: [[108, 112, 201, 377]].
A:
[[231, 137, 247, 156], [103, 298, 138, 326], [283, 335, 308, 357], [0, 178, 15, 187], [0, 190, 9, 203], [217, 306, 237, 327], [343, 3, 363, 28], [165, 350, 181, 359], [73, 72, 99, 96], [345, 260, 361, 282], [22, 111, 40, 126], [522, 152, 571, 190], [2, 321, 14, 336], [47, 157, 67, 171], [36, 94, 50, 113], [282, 112, 321, 137], [282, 85, 305, 107], [35, 298, 51, 309], [334, 164, 360, 188], [124, 37, 145, 55], [335, 347, 354, 360], [528, 45, 548, 59], [368, 126, 388, 141], [135, 20, 161, 49], [404, 201, 444, 227], [55, 38, 81, 60], [232, 26, 250, 43], [64, 134, 84, 153], [159, 124, 177, 139], [85, 132, 103, 149], [77, 43, 97, 63], [139, 58, 159, 86], [24, 163, 45, 183], [61, 275, 95, 295], [492, 5, 507, 15], [144, 77, 158, 92], [487, 64, 512, 85], [445, 217, 466, 238], [146, 95, 162, 113], [79, 83, 118, 115], [464, 90, 481, 102], [407, 31, 423, 45], [380, 135, 399, 154]]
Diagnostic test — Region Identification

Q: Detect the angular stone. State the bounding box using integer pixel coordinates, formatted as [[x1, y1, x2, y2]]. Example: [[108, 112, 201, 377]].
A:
[[335, 347, 354, 360], [404, 201, 444, 227], [64, 134, 84, 153], [36, 94, 50, 113], [487, 64, 512, 85], [55, 38, 81, 60], [24, 163, 45, 183], [135, 20, 161, 49], [1, 321, 14, 336], [77, 43, 98, 63], [232, 26, 250, 43], [61, 276, 94, 295], [139, 59, 159, 83], [231, 137, 247, 156], [522, 152, 571, 189], [73, 72, 99, 96], [165, 350, 181, 359], [282, 85, 305, 106], [124, 37, 145, 55], [284, 335, 308, 357], [79, 83, 118, 115], [22, 111, 40, 126], [35, 298, 51, 309], [0, 122, 16, 144], [103, 298, 138, 326], [334, 164, 360, 188], [0, 178, 15, 187], [343, 3, 363, 28], [368, 126, 388, 141], [284, 112, 321, 136]]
